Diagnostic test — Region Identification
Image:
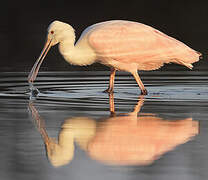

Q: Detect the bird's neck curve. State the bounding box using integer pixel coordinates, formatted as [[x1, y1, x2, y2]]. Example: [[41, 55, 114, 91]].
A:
[[58, 38, 97, 66]]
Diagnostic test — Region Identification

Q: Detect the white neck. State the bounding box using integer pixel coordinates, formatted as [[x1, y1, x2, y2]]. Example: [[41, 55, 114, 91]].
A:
[[58, 38, 97, 66]]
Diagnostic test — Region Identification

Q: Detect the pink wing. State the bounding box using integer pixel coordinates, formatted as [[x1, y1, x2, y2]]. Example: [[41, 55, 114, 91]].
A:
[[88, 21, 200, 70]]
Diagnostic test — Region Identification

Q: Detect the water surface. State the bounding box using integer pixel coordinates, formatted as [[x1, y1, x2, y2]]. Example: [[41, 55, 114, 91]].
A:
[[0, 71, 208, 180]]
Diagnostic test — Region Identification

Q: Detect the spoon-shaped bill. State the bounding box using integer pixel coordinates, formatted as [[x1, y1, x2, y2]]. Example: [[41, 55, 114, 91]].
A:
[[28, 38, 52, 83]]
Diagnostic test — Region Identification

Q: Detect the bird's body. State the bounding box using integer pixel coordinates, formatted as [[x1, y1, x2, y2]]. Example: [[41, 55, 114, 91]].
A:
[[28, 20, 201, 94], [76, 20, 199, 71]]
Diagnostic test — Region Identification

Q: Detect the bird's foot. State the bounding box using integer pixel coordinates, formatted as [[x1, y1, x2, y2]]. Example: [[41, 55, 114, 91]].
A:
[[141, 89, 148, 95], [103, 88, 114, 93], [110, 112, 116, 117]]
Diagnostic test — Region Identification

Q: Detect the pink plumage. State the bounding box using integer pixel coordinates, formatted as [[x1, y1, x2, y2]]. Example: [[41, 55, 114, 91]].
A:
[[88, 21, 200, 71]]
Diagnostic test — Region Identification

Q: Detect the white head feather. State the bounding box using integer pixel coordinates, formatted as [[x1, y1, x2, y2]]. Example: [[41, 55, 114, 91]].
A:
[[47, 20, 75, 46]]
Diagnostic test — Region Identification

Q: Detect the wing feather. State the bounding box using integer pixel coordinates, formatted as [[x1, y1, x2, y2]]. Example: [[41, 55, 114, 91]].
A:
[[87, 21, 200, 70]]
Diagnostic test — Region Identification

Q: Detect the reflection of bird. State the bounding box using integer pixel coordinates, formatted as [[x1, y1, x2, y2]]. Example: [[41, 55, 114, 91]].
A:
[[28, 20, 201, 94], [88, 95, 199, 165], [29, 95, 198, 167]]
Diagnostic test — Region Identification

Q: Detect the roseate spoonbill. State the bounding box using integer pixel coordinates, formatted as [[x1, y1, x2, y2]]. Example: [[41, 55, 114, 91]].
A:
[[29, 95, 198, 167], [28, 20, 201, 94]]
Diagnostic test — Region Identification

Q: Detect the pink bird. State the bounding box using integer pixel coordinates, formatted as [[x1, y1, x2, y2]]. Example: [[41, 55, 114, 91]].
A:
[[28, 20, 201, 94]]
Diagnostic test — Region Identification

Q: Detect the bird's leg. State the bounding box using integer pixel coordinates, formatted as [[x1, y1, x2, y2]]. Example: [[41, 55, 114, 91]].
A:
[[103, 68, 116, 93], [109, 93, 116, 117], [132, 72, 148, 95]]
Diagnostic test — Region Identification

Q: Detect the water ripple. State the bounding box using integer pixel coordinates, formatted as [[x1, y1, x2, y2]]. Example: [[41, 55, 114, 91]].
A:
[[0, 71, 208, 103]]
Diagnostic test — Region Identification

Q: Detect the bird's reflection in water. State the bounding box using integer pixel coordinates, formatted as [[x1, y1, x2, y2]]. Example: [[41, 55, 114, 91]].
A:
[[29, 95, 199, 167]]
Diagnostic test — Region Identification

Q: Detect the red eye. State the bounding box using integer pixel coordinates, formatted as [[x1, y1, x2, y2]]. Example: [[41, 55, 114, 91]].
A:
[[51, 31, 54, 34]]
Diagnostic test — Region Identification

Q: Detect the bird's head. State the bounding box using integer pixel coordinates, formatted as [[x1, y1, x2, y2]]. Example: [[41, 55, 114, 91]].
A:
[[47, 21, 75, 46], [28, 20, 75, 83]]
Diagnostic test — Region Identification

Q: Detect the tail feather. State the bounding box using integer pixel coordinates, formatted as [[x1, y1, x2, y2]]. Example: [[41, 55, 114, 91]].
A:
[[176, 60, 193, 70], [196, 51, 202, 59]]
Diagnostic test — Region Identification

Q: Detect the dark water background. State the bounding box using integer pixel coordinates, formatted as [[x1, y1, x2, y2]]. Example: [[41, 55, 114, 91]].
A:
[[0, 70, 208, 180]]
